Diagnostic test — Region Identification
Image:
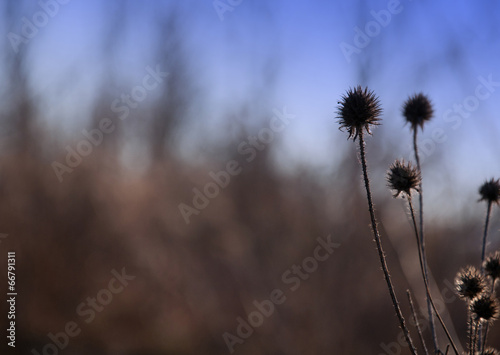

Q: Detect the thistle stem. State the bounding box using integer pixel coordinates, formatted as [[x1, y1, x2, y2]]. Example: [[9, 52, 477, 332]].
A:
[[413, 128, 438, 353], [481, 322, 490, 354], [358, 132, 418, 355], [480, 280, 497, 354], [471, 321, 479, 354], [468, 312, 473, 355], [408, 196, 459, 355], [481, 201, 493, 272], [408, 290, 429, 355], [478, 201, 492, 353]]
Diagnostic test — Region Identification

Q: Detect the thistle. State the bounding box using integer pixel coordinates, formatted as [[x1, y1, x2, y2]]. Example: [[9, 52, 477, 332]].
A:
[[389, 158, 458, 355], [338, 86, 381, 141], [387, 160, 421, 198], [484, 252, 500, 282], [479, 179, 500, 205], [403, 93, 437, 353], [470, 294, 499, 354], [455, 267, 488, 354], [470, 295, 499, 324], [480, 179, 500, 270], [455, 266, 485, 301], [403, 93, 434, 131], [337, 87, 417, 355]]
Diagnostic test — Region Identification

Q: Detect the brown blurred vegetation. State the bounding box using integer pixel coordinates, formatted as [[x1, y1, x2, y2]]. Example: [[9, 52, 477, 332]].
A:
[[0, 2, 499, 355], [1, 131, 499, 354]]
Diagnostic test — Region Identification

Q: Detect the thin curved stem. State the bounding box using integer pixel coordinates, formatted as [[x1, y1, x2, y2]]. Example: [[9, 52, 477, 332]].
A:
[[481, 322, 490, 354], [408, 196, 459, 355], [478, 281, 497, 354], [472, 321, 479, 354], [481, 201, 493, 272], [358, 132, 418, 355], [478, 201, 492, 352], [469, 312, 473, 355], [413, 128, 438, 353], [408, 290, 429, 355]]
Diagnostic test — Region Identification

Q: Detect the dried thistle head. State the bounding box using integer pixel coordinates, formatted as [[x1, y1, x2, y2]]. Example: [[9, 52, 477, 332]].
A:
[[403, 93, 433, 131], [482, 348, 500, 355], [484, 251, 500, 281], [337, 86, 382, 141], [386, 160, 421, 198], [455, 266, 485, 301], [470, 294, 499, 324], [479, 178, 500, 205]]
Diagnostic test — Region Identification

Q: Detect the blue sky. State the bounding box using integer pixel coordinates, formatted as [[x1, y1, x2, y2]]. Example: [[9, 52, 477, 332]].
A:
[[3, 0, 500, 214]]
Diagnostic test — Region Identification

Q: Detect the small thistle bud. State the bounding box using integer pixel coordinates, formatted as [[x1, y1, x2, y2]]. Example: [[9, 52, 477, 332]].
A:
[[479, 178, 500, 205], [470, 294, 499, 323], [455, 266, 485, 301], [337, 86, 382, 141], [482, 348, 500, 355], [484, 251, 500, 281], [386, 160, 421, 198], [403, 93, 433, 131]]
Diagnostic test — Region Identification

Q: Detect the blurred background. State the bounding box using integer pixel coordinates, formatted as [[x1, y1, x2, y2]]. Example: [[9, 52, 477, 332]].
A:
[[0, 0, 499, 353]]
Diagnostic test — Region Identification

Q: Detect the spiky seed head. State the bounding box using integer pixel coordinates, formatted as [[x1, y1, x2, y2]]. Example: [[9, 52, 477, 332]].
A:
[[403, 93, 433, 131], [470, 294, 499, 323], [484, 251, 500, 281], [337, 86, 382, 141], [386, 160, 421, 198], [479, 178, 500, 205], [455, 266, 485, 301], [481, 348, 500, 355]]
